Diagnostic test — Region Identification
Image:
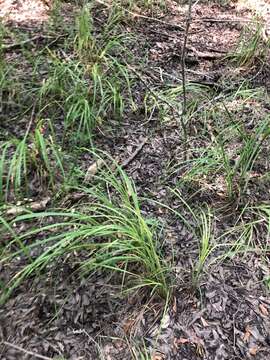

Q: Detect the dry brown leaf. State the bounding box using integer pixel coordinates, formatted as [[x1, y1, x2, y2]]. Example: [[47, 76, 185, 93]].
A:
[[243, 326, 251, 342], [249, 346, 259, 356], [151, 353, 164, 360], [122, 318, 135, 335], [200, 316, 209, 327], [172, 296, 177, 314], [259, 303, 269, 316], [84, 159, 104, 181], [6, 197, 50, 216]]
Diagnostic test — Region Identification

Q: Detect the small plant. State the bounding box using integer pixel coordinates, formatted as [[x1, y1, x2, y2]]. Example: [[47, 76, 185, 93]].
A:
[[39, 16, 132, 145], [125, 0, 167, 12], [176, 115, 270, 200], [144, 83, 210, 124], [265, 276, 270, 291], [64, 63, 125, 144], [74, 5, 96, 60], [152, 188, 214, 287], [0, 120, 65, 202], [230, 19, 269, 66], [192, 207, 213, 286], [217, 118, 270, 199], [0, 137, 29, 201], [169, 190, 214, 286]]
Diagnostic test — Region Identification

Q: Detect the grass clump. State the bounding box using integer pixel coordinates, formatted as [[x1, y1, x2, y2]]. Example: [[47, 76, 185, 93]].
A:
[[230, 19, 270, 67], [175, 115, 270, 200], [0, 121, 65, 202], [0, 159, 170, 303], [38, 5, 133, 145], [144, 83, 210, 124], [217, 118, 270, 199]]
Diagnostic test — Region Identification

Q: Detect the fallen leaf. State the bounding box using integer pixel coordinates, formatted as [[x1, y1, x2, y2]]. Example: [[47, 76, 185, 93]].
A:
[[151, 353, 164, 360], [177, 338, 189, 345], [172, 296, 177, 314], [122, 318, 135, 334], [259, 303, 269, 316], [84, 159, 104, 181], [243, 326, 251, 342], [249, 346, 259, 356], [160, 314, 170, 329], [6, 206, 26, 216], [28, 197, 50, 211], [6, 197, 50, 216], [200, 316, 209, 327]]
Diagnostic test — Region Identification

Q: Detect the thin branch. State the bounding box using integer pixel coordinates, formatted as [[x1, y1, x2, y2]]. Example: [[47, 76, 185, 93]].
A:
[[180, 0, 193, 161], [25, 101, 37, 137], [94, 0, 184, 31], [122, 137, 148, 168], [2, 34, 67, 52], [2, 35, 43, 50], [2, 342, 55, 360]]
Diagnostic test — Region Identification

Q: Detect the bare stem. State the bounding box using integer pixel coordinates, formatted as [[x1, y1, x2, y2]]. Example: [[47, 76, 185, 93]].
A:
[[180, 0, 193, 160]]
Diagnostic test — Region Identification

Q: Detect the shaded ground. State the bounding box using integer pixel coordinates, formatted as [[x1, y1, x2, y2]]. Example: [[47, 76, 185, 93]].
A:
[[0, 0, 270, 359]]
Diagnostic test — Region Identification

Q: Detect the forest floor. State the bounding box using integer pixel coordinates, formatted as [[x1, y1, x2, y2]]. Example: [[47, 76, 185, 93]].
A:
[[1, 0, 270, 359]]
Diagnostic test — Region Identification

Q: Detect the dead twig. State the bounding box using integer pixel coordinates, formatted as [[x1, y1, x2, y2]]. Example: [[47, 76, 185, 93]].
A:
[[180, 0, 193, 161], [84, 138, 148, 182], [94, 0, 184, 31], [25, 101, 37, 136], [2, 342, 54, 360], [2, 35, 45, 51], [121, 137, 148, 169], [186, 45, 225, 60], [2, 34, 67, 52], [199, 17, 262, 24]]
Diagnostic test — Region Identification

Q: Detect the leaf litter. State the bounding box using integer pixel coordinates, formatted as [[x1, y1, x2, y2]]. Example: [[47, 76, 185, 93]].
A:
[[1, 1, 270, 359]]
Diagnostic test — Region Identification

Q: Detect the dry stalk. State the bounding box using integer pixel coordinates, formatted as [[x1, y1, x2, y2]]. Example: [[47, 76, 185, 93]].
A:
[[180, 0, 193, 161]]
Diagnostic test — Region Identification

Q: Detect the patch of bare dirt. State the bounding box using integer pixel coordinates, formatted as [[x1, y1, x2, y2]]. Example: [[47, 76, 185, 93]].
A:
[[0, 0, 49, 24]]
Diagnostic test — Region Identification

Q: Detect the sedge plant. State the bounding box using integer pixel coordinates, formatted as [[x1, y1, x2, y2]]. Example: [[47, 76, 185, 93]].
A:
[[230, 18, 270, 67], [0, 156, 170, 303], [0, 120, 65, 202]]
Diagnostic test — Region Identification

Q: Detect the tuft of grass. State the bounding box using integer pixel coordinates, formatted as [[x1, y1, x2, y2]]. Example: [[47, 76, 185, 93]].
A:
[[0, 158, 170, 303], [0, 120, 65, 202], [217, 117, 270, 199], [38, 3, 133, 146], [192, 207, 213, 286], [125, 0, 167, 13], [144, 83, 211, 124], [230, 19, 270, 67], [74, 4, 96, 60], [174, 115, 270, 200], [151, 188, 215, 287]]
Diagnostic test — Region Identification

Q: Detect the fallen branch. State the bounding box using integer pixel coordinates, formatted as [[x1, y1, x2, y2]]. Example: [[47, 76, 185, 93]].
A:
[[180, 0, 193, 161], [2, 34, 67, 52], [121, 137, 148, 169], [2, 342, 54, 360], [186, 45, 225, 60], [94, 0, 184, 31], [84, 138, 148, 182], [199, 17, 261, 24], [2, 35, 44, 50]]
